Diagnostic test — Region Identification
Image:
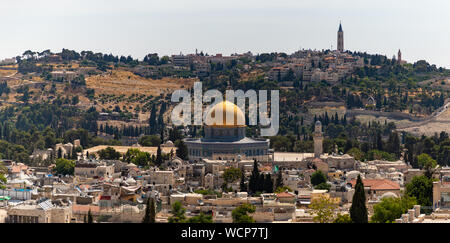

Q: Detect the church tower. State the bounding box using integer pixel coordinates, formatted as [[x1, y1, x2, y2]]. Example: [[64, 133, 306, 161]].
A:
[[337, 22, 344, 52], [313, 121, 323, 158], [398, 49, 402, 63]]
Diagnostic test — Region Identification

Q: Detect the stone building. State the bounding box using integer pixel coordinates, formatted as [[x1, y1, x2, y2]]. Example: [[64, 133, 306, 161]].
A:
[[433, 175, 450, 210], [6, 199, 72, 223], [74, 160, 114, 178], [146, 170, 175, 186]]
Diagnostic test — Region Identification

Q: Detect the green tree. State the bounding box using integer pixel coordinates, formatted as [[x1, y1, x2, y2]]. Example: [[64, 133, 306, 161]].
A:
[[223, 167, 242, 188], [239, 169, 247, 192], [309, 194, 338, 223], [405, 175, 433, 213], [168, 201, 186, 223], [0, 162, 6, 189], [417, 153, 437, 179], [350, 175, 368, 223], [142, 198, 156, 223], [347, 147, 365, 161], [310, 170, 327, 186], [87, 209, 93, 223], [371, 196, 417, 223], [155, 145, 163, 166], [386, 132, 401, 158], [315, 182, 331, 191], [138, 135, 161, 147], [53, 158, 75, 175], [275, 171, 283, 189], [186, 213, 213, 223], [175, 140, 188, 160], [275, 186, 293, 193], [123, 148, 151, 167], [248, 160, 260, 194], [333, 213, 352, 223], [97, 146, 121, 160], [263, 174, 274, 193], [232, 204, 256, 223]]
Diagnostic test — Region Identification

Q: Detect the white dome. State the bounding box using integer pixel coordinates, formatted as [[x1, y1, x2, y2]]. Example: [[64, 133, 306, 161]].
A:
[[346, 170, 361, 179], [122, 205, 140, 213], [381, 192, 398, 199], [126, 177, 136, 184], [127, 163, 137, 168]]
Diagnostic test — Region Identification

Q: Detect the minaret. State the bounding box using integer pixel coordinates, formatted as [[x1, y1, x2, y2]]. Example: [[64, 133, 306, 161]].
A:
[[398, 49, 402, 63], [337, 22, 344, 52], [313, 121, 323, 158]]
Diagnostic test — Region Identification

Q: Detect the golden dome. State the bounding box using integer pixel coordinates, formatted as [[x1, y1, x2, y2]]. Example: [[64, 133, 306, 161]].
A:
[[204, 101, 245, 127]]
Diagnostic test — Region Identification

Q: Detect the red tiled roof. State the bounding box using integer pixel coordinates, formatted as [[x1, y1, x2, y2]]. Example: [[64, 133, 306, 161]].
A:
[[350, 179, 400, 190]]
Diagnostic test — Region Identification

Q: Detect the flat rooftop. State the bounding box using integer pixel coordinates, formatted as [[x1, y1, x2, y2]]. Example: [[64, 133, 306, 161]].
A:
[[84, 145, 176, 156], [273, 152, 314, 162]]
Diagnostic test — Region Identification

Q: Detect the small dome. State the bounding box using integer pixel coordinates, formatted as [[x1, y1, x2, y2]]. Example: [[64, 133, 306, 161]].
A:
[[315, 120, 322, 126], [204, 101, 245, 127], [126, 177, 136, 184], [381, 192, 398, 199], [122, 205, 139, 213], [165, 140, 174, 146], [172, 158, 182, 164], [346, 170, 361, 180], [127, 163, 137, 168]]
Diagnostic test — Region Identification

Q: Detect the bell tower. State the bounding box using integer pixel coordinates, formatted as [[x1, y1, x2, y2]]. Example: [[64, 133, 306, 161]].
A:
[[337, 22, 344, 52], [314, 121, 323, 158]]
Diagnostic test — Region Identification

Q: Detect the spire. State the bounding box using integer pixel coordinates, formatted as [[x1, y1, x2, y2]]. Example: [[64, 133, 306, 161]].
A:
[[338, 21, 343, 32]]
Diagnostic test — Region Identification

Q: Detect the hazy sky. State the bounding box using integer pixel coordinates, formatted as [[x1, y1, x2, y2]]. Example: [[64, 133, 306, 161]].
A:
[[0, 0, 449, 68]]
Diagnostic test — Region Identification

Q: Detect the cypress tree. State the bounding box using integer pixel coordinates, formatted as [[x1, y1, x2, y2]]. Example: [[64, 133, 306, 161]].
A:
[[71, 148, 77, 160], [350, 175, 368, 223], [275, 171, 283, 189], [175, 140, 188, 160], [156, 145, 162, 166], [87, 209, 93, 223], [248, 159, 259, 194], [142, 198, 151, 223], [264, 174, 273, 193], [257, 174, 265, 192], [57, 147, 62, 158], [376, 131, 383, 151], [150, 198, 156, 223], [142, 198, 156, 223], [239, 169, 247, 192], [160, 128, 164, 144]]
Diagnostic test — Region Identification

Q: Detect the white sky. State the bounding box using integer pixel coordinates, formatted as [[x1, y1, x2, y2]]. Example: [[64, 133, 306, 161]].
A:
[[0, 0, 449, 68]]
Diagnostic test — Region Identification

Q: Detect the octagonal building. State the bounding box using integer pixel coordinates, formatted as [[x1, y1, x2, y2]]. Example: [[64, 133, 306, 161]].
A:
[[184, 101, 270, 162]]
